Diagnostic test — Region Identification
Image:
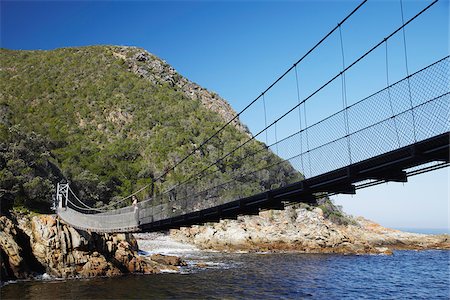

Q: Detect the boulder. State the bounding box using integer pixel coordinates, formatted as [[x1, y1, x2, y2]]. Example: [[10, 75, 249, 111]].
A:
[[150, 254, 186, 266]]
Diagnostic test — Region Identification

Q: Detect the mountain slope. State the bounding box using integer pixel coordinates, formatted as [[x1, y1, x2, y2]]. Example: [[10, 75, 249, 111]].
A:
[[0, 46, 300, 210]]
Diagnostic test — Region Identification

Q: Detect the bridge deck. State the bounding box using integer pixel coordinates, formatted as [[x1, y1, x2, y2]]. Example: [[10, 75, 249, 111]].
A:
[[57, 133, 449, 233], [57, 56, 450, 233], [139, 133, 448, 232]]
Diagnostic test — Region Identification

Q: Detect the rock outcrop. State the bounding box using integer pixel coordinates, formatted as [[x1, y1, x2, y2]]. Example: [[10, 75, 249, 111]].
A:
[[112, 46, 250, 134], [0, 216, 37, 279], [170, 204, 450, 254], [0, 213, 185, 282]]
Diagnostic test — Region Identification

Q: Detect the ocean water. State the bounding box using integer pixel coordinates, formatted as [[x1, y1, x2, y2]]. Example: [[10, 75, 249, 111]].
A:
[[2, 247, 449, 299], [394, 228, 450, 235]]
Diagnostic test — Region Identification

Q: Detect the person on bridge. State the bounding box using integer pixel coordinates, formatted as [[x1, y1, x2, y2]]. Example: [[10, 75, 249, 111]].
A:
[[132, 196, 139, 225]]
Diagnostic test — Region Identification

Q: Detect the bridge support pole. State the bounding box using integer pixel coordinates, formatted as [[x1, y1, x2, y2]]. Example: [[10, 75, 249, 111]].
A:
[[56, 183, 69, 209]]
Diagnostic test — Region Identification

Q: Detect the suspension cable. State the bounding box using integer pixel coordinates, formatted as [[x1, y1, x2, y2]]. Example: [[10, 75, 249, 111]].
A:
[[84, 0, 369, 211], [304, 92, 312, 178], [184, 54, 449, 195], [66, 198, 94, 212], [151, 0, 368, 181], [400, 0, 417, 142], [177, 89, 449, 205], [263, 93, 268, 145], [385, 39, 401, 147], [339, 24, 352, 165], [77, 0, 438, 212], [294, 65, 305, 174], [275, 121, 279, 155], [339, 25, 348, 109], [154, 0, 439, 197], [68, 187, 102, 211]]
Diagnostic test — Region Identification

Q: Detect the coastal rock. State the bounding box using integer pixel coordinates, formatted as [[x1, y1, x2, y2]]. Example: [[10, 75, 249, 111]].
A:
[[353, 217, 450, 250], [150, 253, 187, 266], [170, 204, 450, 254], [0, 214, 185, 281], [0, 217, 31, 279]]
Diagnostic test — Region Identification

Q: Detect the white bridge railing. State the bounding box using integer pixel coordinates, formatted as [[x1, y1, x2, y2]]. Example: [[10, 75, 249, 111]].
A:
[[55, 183, 141, 233]]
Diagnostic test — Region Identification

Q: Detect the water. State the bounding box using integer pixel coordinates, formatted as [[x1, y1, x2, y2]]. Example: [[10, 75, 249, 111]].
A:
[[2, 235, 449, 299], [394, 227, 450, 235]]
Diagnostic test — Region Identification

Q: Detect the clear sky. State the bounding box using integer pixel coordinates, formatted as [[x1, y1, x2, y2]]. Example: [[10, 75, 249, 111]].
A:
[[1, 0, 448, 230]]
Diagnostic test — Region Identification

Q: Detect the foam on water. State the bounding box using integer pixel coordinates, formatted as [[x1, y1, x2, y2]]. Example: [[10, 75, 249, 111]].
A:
[[39, 273, 53, 281], [159, 268, 179, 274], [134, 232, 245, 273], [135, 232, 201, 257]]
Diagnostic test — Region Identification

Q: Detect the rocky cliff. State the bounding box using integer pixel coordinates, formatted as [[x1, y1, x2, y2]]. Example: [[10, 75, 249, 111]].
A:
[[0, 213, 185, 282], [112, 46, 249, 134], [170, 203, 450, 254]]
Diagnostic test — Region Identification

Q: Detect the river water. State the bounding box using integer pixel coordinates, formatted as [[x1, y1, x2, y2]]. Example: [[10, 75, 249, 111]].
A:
[[2, 233, 449, 299]]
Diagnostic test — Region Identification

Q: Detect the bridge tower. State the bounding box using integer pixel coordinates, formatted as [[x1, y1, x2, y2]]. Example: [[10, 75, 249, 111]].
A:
[[56, 182, 69, 209]]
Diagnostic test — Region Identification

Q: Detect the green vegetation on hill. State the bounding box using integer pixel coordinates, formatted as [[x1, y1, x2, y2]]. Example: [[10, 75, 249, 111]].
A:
[[0, 46, 301, 212], [0, 126, 62, 213]]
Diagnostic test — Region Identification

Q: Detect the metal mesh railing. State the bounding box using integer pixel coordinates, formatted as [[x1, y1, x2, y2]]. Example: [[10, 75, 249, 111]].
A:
[[55, 0, 450, 233], [58, 56, 449, 232], [135, 56, 450, 225], [57, 56, 449, 233], [57, 206, 140, 233]]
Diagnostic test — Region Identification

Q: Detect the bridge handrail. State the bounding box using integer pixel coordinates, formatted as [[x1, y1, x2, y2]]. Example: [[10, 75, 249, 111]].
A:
[[150, 2, 442, 200]]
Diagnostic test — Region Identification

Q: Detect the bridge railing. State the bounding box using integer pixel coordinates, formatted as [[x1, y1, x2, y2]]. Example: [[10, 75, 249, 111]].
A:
[[59, 57, 449, 231], [57, 206, 140, 233], [136, 57, 449, 224]]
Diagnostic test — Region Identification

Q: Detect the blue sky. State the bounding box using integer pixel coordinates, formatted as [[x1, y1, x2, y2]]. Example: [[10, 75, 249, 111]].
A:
[[1, 0, 448, 230]]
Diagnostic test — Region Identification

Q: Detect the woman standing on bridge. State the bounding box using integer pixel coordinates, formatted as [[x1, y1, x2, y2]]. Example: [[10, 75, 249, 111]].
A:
[[132, 196, 140, 226]]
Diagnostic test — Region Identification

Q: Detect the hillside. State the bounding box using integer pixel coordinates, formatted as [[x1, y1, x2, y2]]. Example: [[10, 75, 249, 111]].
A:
[[0, 46, 300, 211]]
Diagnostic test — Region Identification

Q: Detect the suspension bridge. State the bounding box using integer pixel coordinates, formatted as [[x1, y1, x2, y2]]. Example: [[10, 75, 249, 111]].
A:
[[55, 0, 449, 233]]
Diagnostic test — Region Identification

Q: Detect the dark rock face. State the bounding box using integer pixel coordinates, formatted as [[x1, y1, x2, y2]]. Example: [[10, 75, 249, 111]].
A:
[[0, 216, 37, 280], [0, 214, 185, 282]]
